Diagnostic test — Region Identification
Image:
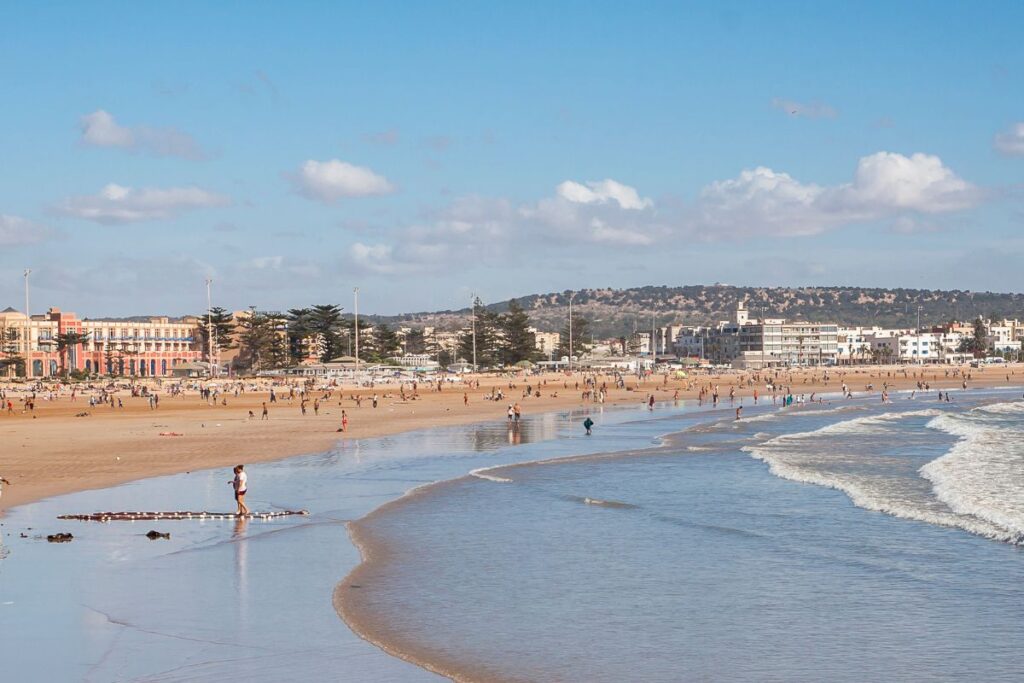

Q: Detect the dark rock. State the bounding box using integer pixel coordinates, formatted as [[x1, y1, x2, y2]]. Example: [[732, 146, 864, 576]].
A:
[[46, 533, 74, 543], [145, 530, 170, 540]]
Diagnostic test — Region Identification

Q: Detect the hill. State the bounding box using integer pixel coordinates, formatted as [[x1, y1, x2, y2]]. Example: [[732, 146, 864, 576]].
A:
[[384, 285, 1024, 338]]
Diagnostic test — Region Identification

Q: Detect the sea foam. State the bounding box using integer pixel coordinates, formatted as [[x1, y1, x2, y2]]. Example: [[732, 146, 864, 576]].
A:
[[921, 403, 1024, 540], [745, 405, 1023, 544]]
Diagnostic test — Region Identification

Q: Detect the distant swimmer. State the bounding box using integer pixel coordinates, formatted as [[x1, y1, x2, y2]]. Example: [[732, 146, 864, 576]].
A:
[[583, 417, 594, 435]]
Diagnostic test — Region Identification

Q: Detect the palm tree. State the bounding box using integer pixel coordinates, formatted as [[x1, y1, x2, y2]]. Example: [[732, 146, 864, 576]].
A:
[[54, 331, 91, 376]]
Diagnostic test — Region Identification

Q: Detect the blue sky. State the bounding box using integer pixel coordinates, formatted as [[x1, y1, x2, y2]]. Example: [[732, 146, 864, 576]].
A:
[[1, 1, 1022, 316]]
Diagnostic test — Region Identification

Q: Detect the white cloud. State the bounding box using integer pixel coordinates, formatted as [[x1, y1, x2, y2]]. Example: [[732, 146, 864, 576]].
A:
[[0, 214, 51, 246], [57, 183, 231, 224], [349, 243, 401, 274], [695, 151, 981, 238], [993, 122, 1024, 156], [771, 97, 839, 119], [80, 109, 206, 160], [291, 159, 394, 202], [340, 152, 984, 274], [827, 152, 978, 213], [347, 181, 661, 274], [81, 110, 134, 147], [590, 219, 654, 245], [556, 179, 653, 210], [697, 167, 828, 236], [234, 255, 322, 280]]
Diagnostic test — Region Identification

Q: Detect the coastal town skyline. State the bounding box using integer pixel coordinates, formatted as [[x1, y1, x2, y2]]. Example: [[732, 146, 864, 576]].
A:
[[3, 3, 1024, 316]]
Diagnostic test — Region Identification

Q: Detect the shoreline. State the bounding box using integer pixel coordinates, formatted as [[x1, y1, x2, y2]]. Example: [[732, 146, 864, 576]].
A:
[[1, 365, 1018, 512], [332, 398, 859, 683], [332, 386, 1024, 682]]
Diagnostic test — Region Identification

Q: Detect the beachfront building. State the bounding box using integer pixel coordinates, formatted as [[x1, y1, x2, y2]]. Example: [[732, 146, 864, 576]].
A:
[[693, 303, 840, 369], [0, 306, 202, 378], [387, 354, 441, 371], [836, 327, 883, 364], [530, 329, 561, 360], [986, 319, 1024, 354]]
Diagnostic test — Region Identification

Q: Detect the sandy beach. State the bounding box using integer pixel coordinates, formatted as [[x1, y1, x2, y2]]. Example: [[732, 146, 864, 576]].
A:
[[1, 364, 1019, 510]]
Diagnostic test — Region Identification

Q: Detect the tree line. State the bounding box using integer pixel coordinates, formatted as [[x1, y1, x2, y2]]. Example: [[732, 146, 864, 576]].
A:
[[200, 299, 581, 373]]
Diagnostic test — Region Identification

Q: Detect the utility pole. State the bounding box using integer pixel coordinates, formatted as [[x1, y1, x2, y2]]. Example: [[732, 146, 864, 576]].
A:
[[921, 305, 929, 366], [760, 306, 767, 371], [470, 293, 477, 371], [23, 268, 31, 378], [205, 278, 214, 375], [353, 287, 360, 386], [568, 291, 577, 372], [651, 310, 656, 359]]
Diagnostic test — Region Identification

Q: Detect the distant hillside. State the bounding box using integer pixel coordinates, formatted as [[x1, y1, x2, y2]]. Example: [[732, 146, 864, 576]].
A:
[[384, 285, 1024, 338]]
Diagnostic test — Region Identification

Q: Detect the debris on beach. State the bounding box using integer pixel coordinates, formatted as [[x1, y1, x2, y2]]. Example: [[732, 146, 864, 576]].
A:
[[46, 533, 74, 543], [145, 530, 171, 540], [58, 510, 309, 522]]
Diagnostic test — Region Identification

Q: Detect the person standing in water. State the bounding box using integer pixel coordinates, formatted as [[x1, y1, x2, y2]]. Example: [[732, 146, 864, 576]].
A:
[[230, 465, 249, 516], [583, 416, 594, 435]]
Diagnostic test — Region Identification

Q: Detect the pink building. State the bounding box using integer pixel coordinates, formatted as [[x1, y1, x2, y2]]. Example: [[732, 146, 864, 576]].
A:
[[0, 307, 204, 378]]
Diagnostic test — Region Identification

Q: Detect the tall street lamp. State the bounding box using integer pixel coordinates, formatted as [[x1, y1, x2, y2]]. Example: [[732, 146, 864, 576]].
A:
[[568, 291, 577, 372], [205, 278, 215, 375], [353, 287, 360, 386], [23, 268, 31, 378], [470, 293, 477, 371]]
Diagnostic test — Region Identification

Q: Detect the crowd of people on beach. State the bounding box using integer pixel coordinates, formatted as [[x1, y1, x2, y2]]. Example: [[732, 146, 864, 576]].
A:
[[2, 363, 1020, 518]]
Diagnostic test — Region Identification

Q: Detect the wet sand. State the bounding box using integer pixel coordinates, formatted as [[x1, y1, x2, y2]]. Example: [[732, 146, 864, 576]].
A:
[[1, 365, 1017, 510]]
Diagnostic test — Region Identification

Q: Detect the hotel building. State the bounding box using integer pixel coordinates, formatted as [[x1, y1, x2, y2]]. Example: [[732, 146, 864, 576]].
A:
[[0, 307, 203, 378]]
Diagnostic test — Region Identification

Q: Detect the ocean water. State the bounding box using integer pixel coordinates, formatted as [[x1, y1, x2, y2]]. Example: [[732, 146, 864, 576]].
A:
[[3, 391, 1024, 682], [0, 399, 695, 682], [345, 390, 1024, 682]]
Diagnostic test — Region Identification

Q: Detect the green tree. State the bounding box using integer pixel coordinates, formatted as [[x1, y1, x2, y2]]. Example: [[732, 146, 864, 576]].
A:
[[404, 328, 427, 355], [424, 329, 453, 367], [957, 317, 989, 357], [0, 326, 24, 377], [309, 304, 346, 360], [265, 313, 291, 369], [367, 323, 401, 361], [236, 309, 280, 373], [557, 314, 591, 360], [498, 300, 538, 365], [457, 298, 501, 367], [103, 344, 117, 376], [54, 331, 91, 376], [195, 307, 236, 361], [286, 307, 315, 363]]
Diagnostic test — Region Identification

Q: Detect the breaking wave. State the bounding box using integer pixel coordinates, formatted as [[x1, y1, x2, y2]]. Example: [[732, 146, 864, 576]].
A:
[[921, 404, 1024, 540], [745, 404, 1024, 544]]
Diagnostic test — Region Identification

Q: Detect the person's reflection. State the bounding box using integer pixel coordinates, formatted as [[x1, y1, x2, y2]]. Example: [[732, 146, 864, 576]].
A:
[[234, 515, 249, 620]]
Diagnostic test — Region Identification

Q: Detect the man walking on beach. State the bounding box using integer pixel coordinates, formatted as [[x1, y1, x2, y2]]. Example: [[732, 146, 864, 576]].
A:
[[261, 402, 269, 420], [230, 465, 249, 516], [0, 474, 10, 500]]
